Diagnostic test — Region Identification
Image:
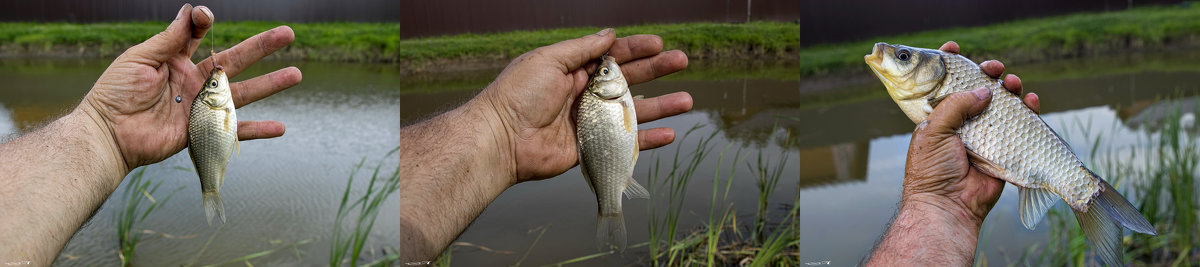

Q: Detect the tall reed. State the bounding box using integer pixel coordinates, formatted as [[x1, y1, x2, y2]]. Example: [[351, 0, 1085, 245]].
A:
[[329, 147, 401, 267], [116, 166, 183, 266]]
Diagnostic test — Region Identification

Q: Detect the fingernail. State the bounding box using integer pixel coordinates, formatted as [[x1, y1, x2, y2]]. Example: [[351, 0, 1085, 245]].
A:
[[596, 28, 613, 36], [973, 87, 991, 100], [200, 6, 213, 21], [176, 5, 186, 19]]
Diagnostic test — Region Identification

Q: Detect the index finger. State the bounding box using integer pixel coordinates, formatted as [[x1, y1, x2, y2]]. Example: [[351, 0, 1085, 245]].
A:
[[939, 41, 959, 54], [198, 25, 295, 78]]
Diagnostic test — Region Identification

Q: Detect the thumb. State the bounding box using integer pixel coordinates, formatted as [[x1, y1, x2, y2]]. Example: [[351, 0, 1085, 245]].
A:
[[125, 4, 193, 64], [921, 87, 992, 136], [534, 28, 616, 73]]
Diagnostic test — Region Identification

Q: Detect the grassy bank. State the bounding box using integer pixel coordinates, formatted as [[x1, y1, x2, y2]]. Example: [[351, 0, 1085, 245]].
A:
[[2, 4, 1199, 74], [0, 21, 798, 64], [792, 3, 1200, 75]]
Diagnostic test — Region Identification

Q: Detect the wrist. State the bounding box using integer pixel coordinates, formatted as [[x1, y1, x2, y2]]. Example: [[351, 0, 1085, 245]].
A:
[[68, 102, 130, 183], [471, 89, 519, 184], [869, 197, 981, 266], [900, 193, 985, 233]]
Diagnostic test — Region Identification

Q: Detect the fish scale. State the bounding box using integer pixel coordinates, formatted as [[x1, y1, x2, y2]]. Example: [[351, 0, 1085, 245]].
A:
[[865, 42, 1156, 267]]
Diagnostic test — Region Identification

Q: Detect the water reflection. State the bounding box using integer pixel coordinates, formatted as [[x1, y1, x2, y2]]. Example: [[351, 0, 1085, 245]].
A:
[[797, 141, 869, 188], [0, 102, 15, 137]]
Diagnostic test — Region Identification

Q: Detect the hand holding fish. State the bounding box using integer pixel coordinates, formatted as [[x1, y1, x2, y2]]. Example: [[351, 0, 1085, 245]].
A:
[[0, 4, 300, 263], [398, 29, 690, 261], [85, 4, 301, 169], [478, 28, 692, 183], [867, 42, 1039, 266]]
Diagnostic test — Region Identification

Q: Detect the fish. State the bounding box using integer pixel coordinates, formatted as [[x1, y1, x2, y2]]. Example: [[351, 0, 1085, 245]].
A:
[[864, 42, 1156, 266], [574, 55, 649, 252], [188, 63, 238, 226]]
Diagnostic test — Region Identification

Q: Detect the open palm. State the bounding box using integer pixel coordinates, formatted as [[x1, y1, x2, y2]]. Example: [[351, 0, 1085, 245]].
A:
[[82, 4, 301, 170], [480, 29, 692, 182]]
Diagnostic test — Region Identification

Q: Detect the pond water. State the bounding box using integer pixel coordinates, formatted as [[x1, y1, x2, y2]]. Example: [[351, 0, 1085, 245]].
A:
[[2, 48, 1196, 266]]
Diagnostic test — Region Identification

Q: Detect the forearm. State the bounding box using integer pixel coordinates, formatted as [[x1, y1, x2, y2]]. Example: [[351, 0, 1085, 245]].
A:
[[866, 195, 983, 266], [397, 97, 515, 261], [0, 104, 127, 263]]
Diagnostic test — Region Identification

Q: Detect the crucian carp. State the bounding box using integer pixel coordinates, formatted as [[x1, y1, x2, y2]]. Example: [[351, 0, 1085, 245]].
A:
[[575, 55, 649, 252], [865, 42, 1156, 266]]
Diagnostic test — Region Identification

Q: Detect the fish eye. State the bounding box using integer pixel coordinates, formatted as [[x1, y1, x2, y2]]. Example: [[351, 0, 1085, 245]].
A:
[[209, 80, 218, 87], [897, 49, 911, 61], [601, 67, 609, 75]]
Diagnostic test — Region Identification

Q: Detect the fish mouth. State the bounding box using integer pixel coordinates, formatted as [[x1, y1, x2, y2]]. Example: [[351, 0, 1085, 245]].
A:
[[864, 42, 892, 92], [863, 42, 909, 104], [864, 42, 887, 68]]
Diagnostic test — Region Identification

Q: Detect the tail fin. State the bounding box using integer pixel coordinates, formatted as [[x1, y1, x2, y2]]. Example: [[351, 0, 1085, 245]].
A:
[[1074, 207, 1122, 267], [1095, 180, 1156, 235], [596, 213, 627, 253], [203, 192, 226, 225], [1073, 180, 1156, 266]]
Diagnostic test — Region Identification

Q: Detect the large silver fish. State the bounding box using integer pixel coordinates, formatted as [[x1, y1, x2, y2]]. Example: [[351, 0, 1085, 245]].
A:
[[188, 65, 238, 225], [865, 43, 1156, 266], [575, 55, 649, 252]]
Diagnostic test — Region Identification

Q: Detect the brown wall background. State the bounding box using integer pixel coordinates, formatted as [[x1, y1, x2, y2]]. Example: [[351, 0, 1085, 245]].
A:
[[0, 0, 1183, 45]]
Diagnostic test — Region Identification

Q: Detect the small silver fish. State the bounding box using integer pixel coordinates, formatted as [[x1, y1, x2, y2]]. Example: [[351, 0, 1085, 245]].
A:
[[575, 55, 649, 252], [188, 65, 238, 225], [865, 42, 1156, 266]]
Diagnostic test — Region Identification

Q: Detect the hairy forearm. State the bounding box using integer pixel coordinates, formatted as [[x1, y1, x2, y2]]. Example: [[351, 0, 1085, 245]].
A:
[[866, 195, 982, 266], [0, 104, 126, 264], [398, 97, 515, 261]]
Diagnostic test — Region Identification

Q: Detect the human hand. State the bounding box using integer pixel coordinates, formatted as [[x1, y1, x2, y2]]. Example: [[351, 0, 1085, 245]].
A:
[[898, 42, 1040, 225], [477, 29, 691, 183], [81, 4, 302, 170]]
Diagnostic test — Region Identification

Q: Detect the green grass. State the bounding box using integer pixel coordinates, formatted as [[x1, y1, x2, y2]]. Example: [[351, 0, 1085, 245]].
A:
[[789, 4, 1200, 76], [6, 3, 1200, 75], [0, 20, 798, 63], [329, 147, 402, 267], [115, 166, 184, 266]]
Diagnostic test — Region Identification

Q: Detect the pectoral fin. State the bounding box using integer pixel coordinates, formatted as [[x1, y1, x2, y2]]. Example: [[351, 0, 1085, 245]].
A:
[[929, 94, 948, 109], [965, 149, 1004, 178], [621, 101, 635, 134], [225, 107, 239, 157], [223, 108, 233, 132]]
